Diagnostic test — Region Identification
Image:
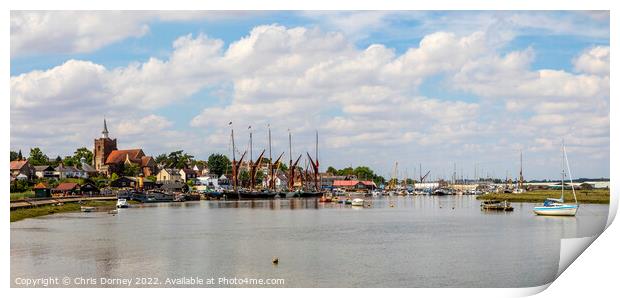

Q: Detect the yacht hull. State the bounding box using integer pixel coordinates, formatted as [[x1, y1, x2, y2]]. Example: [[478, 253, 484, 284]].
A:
[[533, 205, 578, 216]]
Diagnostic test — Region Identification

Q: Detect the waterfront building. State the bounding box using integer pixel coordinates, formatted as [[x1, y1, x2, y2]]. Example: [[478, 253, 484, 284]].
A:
[[180, 168, 197, 182], [93, 118, 156, 177], [157, 168, 182, 182], [10, 159, 34, 180], [320, 174, 357, 189], [110, 176, 158, 190], [332, 180, 376, 191], [54, 164, 88, 179], [52, 182, 81, 196], [161, 181, 189, 193], [33, 182, 51, 198], [34, 165, 57, 179], [196, 174, 220, 188], [192, 164, 210, 176]]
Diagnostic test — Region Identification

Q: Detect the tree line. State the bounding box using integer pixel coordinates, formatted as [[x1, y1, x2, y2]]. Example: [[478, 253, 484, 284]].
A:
[[10, 147, 93, 168]]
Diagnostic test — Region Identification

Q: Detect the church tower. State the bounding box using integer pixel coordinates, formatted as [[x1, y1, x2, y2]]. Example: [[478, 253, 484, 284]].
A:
[[93, 118, 117, 173]]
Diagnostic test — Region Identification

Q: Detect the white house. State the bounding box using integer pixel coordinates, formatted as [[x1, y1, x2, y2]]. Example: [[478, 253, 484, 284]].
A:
[[55, 165, 88, 179], [180, 168, 197, 182]]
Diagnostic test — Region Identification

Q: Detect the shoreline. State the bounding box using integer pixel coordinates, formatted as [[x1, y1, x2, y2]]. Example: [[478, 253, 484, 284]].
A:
[[476, 189, 610, 204], [10, 200, 123, 222]]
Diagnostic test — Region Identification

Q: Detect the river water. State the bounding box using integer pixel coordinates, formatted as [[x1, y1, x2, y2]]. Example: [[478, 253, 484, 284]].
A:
[[11, 196, 608, 288]]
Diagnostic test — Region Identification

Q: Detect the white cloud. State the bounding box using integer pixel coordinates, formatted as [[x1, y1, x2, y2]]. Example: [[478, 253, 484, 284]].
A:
[[10, 22, 610, 178], [573, 46, 610, 76], [10, 11, 263, 57]]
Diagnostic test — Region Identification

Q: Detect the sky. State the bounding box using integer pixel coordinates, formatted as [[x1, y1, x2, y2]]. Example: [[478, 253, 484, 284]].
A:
[[9, 11, 610, 180]]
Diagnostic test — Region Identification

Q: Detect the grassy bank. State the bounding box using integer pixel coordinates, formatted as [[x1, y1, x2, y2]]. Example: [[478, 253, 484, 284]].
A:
[[10, 191, 34, 201], [10, 200, 119, 222], [476, 189, 610, 204]]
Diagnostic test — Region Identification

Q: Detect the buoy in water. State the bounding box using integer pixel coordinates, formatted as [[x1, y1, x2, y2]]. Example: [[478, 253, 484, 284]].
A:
[[272, 257, 279, 265]]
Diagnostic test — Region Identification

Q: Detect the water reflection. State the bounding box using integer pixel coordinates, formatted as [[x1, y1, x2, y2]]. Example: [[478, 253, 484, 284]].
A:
[[11, 196, 608, 288]]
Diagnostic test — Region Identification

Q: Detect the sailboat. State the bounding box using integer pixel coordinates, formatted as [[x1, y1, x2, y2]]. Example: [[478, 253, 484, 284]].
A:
[[300, 130, 323, 197], [238, 126, 277, 199], [533, 143, 579, 216]]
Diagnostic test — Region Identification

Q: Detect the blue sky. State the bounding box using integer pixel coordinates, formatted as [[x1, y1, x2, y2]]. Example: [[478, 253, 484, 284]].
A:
[[10, 11, 610, 179]]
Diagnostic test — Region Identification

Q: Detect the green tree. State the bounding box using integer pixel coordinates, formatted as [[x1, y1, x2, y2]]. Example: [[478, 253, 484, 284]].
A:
[[63, 156, 77, 167], [373, 175, 386, 186], [51, 156, 62, 167], [18, 149, 23, 160], [10, 179, 30, 193], [326, 166, 337, 175], [155, 153, 168, 165], [122, 163, 141, 177], [110, 173, 120, 181], [278, 162, 288, 172], [192, 159, 208, 168], [256, 170, 265, 184], [162, 150, 195, 169], [207, 153, 231, 176], [239, 169, 250, 187], [10, 151, 18, 161], [353, 166, 374, 181], [73, 147, 93, 165], [28, 147, 48, 166]]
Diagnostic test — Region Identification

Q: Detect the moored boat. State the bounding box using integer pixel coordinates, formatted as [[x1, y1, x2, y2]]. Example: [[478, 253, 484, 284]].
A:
[[116, 198, 129, 208], [351, 198, 364, 206], [81, 206, 96, 212], [533, 142, 579, 217], [481, 200, 514, 211], [533, 199, 578, 216]]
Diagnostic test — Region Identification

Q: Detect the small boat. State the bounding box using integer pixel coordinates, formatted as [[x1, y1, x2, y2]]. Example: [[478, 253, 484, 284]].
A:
[[116, 198, 129, 208], [371, 190, 382, 197], [299, 191, 323, 197], [238, 190, 278, 199], [81, 206, 96, 212], [433, 189, 448, 196], [345, 198, 352, 205], [533, 143, 579, 216], [351, 198, 364, 206], [481, 200, 514, 211]]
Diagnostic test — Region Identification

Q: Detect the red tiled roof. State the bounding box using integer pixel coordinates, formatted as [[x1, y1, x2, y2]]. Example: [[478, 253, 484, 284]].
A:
[[53, 182, 79, 191], [333, 180, 358, 187], [333, 180, 376, 187], [105, 149, 144, 164], [140, 156, 155, 167], [10, 160, 28, 170]]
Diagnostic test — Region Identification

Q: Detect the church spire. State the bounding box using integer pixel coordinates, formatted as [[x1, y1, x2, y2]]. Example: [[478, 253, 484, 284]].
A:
[[102, 117, 109, 138]]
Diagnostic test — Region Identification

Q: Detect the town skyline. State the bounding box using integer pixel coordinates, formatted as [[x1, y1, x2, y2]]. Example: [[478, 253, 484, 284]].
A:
[[10, 11, 610, 179]]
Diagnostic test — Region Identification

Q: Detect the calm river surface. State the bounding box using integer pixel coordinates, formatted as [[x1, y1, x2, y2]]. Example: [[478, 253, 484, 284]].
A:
[[11, 196, 608, 287]]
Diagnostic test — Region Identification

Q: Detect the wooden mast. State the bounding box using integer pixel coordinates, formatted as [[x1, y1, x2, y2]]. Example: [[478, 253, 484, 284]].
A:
[[230, 125, 246, 192], [306, 130, 320, 192]]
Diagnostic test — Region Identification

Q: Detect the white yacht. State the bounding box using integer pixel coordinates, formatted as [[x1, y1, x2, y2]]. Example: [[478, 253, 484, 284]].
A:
[[533, 143, 579, 216]]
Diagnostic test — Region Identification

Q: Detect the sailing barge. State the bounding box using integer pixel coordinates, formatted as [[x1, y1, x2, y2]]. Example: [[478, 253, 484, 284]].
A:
[[222, 124, 322, 200]]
